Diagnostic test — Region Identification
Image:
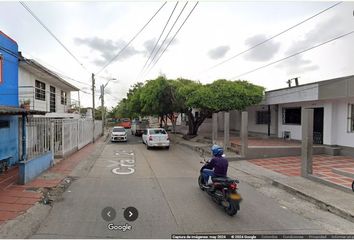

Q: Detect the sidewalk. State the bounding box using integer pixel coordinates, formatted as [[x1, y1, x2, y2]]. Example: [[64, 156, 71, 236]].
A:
[[0, 135, 106, 227], [171, 134, 354, 223]]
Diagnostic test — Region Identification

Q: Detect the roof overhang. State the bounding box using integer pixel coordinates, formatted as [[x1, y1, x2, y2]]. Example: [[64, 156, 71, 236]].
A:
[[19, 55, 80, 92], [0, 105, 46, 115]]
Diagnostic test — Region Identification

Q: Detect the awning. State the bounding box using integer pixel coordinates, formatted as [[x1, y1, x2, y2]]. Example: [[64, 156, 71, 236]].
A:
[[0, 105, 46, 115]]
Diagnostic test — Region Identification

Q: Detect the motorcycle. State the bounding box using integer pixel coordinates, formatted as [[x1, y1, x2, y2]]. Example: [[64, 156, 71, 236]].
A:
[[198, 158, 242, 216]]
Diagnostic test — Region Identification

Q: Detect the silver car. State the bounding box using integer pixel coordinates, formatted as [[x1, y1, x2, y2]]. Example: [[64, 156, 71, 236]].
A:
[[111, 126, 127, 142]]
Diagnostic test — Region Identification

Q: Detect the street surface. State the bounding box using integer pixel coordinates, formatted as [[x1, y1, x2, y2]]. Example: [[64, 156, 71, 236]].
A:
[[31, 133, 351, 238]]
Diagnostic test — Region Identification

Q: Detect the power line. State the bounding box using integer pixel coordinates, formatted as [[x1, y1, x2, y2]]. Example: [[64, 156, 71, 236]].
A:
[[146, 1, 199, 75], [19, 2, 89, 73], [95, 2, 168, 75], [230, 30, 354, 79], [138, 1, 179, 79], [0, 45, 90, 87], [202, 1, 342, 74], [144, 2, 189, 76]]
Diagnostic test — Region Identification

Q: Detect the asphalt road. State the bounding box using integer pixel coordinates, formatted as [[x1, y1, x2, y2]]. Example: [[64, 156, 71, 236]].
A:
[[31, 132, 329, 239]]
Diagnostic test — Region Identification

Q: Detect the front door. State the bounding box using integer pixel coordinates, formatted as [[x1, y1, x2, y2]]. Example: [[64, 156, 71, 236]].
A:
[[313, 108, 324, 144]]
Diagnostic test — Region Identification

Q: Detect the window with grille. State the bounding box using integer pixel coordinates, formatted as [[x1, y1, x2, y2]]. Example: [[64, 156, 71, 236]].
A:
[[256, 111, 270, 124], [35, 80, 46, 101], [282, 107, 301, 125]]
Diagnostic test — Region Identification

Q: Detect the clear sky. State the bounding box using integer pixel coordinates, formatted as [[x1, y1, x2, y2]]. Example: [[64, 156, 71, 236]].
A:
[[1, 1, 353, 109]]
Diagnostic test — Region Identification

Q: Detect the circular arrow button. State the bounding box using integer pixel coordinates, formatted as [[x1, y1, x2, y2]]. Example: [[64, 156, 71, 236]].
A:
[[123, 206, 138, 222], [101, 207, 116, 222]]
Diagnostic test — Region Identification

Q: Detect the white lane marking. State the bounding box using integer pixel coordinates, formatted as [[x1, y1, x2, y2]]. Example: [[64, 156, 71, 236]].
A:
[[110, 150, 136, 175]]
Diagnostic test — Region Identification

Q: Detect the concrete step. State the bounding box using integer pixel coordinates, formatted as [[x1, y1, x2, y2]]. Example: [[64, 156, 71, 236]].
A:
[[308, 174, 353, 194], [332, 168, 354, 179], [324, 146, 342, 156]]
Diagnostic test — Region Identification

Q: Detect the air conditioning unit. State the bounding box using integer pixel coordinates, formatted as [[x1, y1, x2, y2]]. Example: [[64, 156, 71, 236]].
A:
[[283, 131, 291, 140]]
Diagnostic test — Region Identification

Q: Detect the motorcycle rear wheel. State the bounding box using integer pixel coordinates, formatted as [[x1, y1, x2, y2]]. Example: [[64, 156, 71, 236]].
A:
[[224, 200, 238, 216]]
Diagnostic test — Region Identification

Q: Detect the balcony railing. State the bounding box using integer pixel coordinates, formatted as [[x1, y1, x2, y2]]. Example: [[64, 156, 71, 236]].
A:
[[19, 86, 77, 113]]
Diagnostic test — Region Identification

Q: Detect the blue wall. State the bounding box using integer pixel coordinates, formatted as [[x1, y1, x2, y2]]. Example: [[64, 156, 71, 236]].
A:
[[19, 152, 53, 184], [0, 31, 18, 106], [0, 31, 19, 165], [0, 116, 18, 165]]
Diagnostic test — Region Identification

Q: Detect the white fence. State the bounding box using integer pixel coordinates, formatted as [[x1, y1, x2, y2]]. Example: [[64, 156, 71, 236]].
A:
[[21, 118, 103, 160]]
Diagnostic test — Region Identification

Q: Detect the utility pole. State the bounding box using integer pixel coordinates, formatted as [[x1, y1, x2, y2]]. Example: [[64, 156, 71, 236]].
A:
[[92, 73, 95, 143], [100, 84, 105, 136]]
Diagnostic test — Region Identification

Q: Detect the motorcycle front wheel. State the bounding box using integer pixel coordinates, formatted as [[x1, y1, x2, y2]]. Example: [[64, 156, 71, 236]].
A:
[[198, 175, 205, 191], [224, 200, 238, 216]]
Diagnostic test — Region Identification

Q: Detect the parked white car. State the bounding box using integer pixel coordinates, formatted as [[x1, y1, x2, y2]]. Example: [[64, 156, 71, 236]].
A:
[[142, 128, 170, 149], [111, 126, 127, 142]]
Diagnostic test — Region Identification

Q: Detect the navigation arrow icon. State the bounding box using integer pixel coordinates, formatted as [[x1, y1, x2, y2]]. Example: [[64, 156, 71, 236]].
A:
[[124, 206, 138, 222], [101, 207, 116, 222]]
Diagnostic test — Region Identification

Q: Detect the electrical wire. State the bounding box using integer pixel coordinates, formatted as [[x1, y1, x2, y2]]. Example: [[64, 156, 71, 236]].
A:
[[19, 2, 89, 73], [145, 1, 199, 75], [0, 45, 91, 87], [95, 2, 168, 75], [138, 1, 179, 78], [230, 30, 354, 79], [202, 1, 342, 74], [144, 2, 189, 75]]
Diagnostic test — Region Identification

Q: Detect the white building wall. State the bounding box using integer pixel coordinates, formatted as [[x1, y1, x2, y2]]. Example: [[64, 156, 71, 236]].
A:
[[222, 106, 277, 135], [277, 98, 354, 148], [331, 98, 354, 147], [19, 67, 72, 114], [277, 102, 319, 140]]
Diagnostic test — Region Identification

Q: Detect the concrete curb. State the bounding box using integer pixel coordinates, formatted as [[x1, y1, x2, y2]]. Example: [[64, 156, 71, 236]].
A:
[[307, 174, 352, 194], [332, 168, 354, 179], [271, 179, 354, 224], [0, 204, 51, 238], [175, 140, 243, 161]]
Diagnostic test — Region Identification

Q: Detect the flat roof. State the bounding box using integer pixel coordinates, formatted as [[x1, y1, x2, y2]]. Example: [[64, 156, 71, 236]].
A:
[[266, 75, 354, 94]]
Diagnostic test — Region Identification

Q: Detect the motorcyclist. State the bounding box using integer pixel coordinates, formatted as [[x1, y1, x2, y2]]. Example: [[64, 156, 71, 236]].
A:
[[202, 145, 228, 188]]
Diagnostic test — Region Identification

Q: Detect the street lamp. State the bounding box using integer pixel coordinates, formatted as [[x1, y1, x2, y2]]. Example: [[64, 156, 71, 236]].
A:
[[100, 78, 118, 135]]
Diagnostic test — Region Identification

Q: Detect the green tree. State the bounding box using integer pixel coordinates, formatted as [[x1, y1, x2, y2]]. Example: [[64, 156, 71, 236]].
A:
[[139, 76, 175, 127], [184, 79, 264, 135]]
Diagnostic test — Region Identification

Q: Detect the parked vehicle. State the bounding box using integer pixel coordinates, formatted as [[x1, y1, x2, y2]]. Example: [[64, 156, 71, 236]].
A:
[[131, 119, 149, 136], [116, 118, 131, 129], [111, 126, 128, 142], [142, 128, 170, 150], [198, 159, 242, 216]]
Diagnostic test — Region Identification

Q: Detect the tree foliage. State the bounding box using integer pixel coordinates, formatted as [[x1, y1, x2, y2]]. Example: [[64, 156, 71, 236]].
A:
[[108, 77, 264, 136]]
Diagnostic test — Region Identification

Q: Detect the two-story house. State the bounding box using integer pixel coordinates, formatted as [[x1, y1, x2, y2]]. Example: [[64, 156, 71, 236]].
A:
[[18, 53, 80, 118]]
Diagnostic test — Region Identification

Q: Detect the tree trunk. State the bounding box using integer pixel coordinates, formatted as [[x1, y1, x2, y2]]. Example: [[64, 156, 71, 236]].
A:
[[186, 109, 210, 136], [159, 115, 164, 128], [167, 113, 179, 133]]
